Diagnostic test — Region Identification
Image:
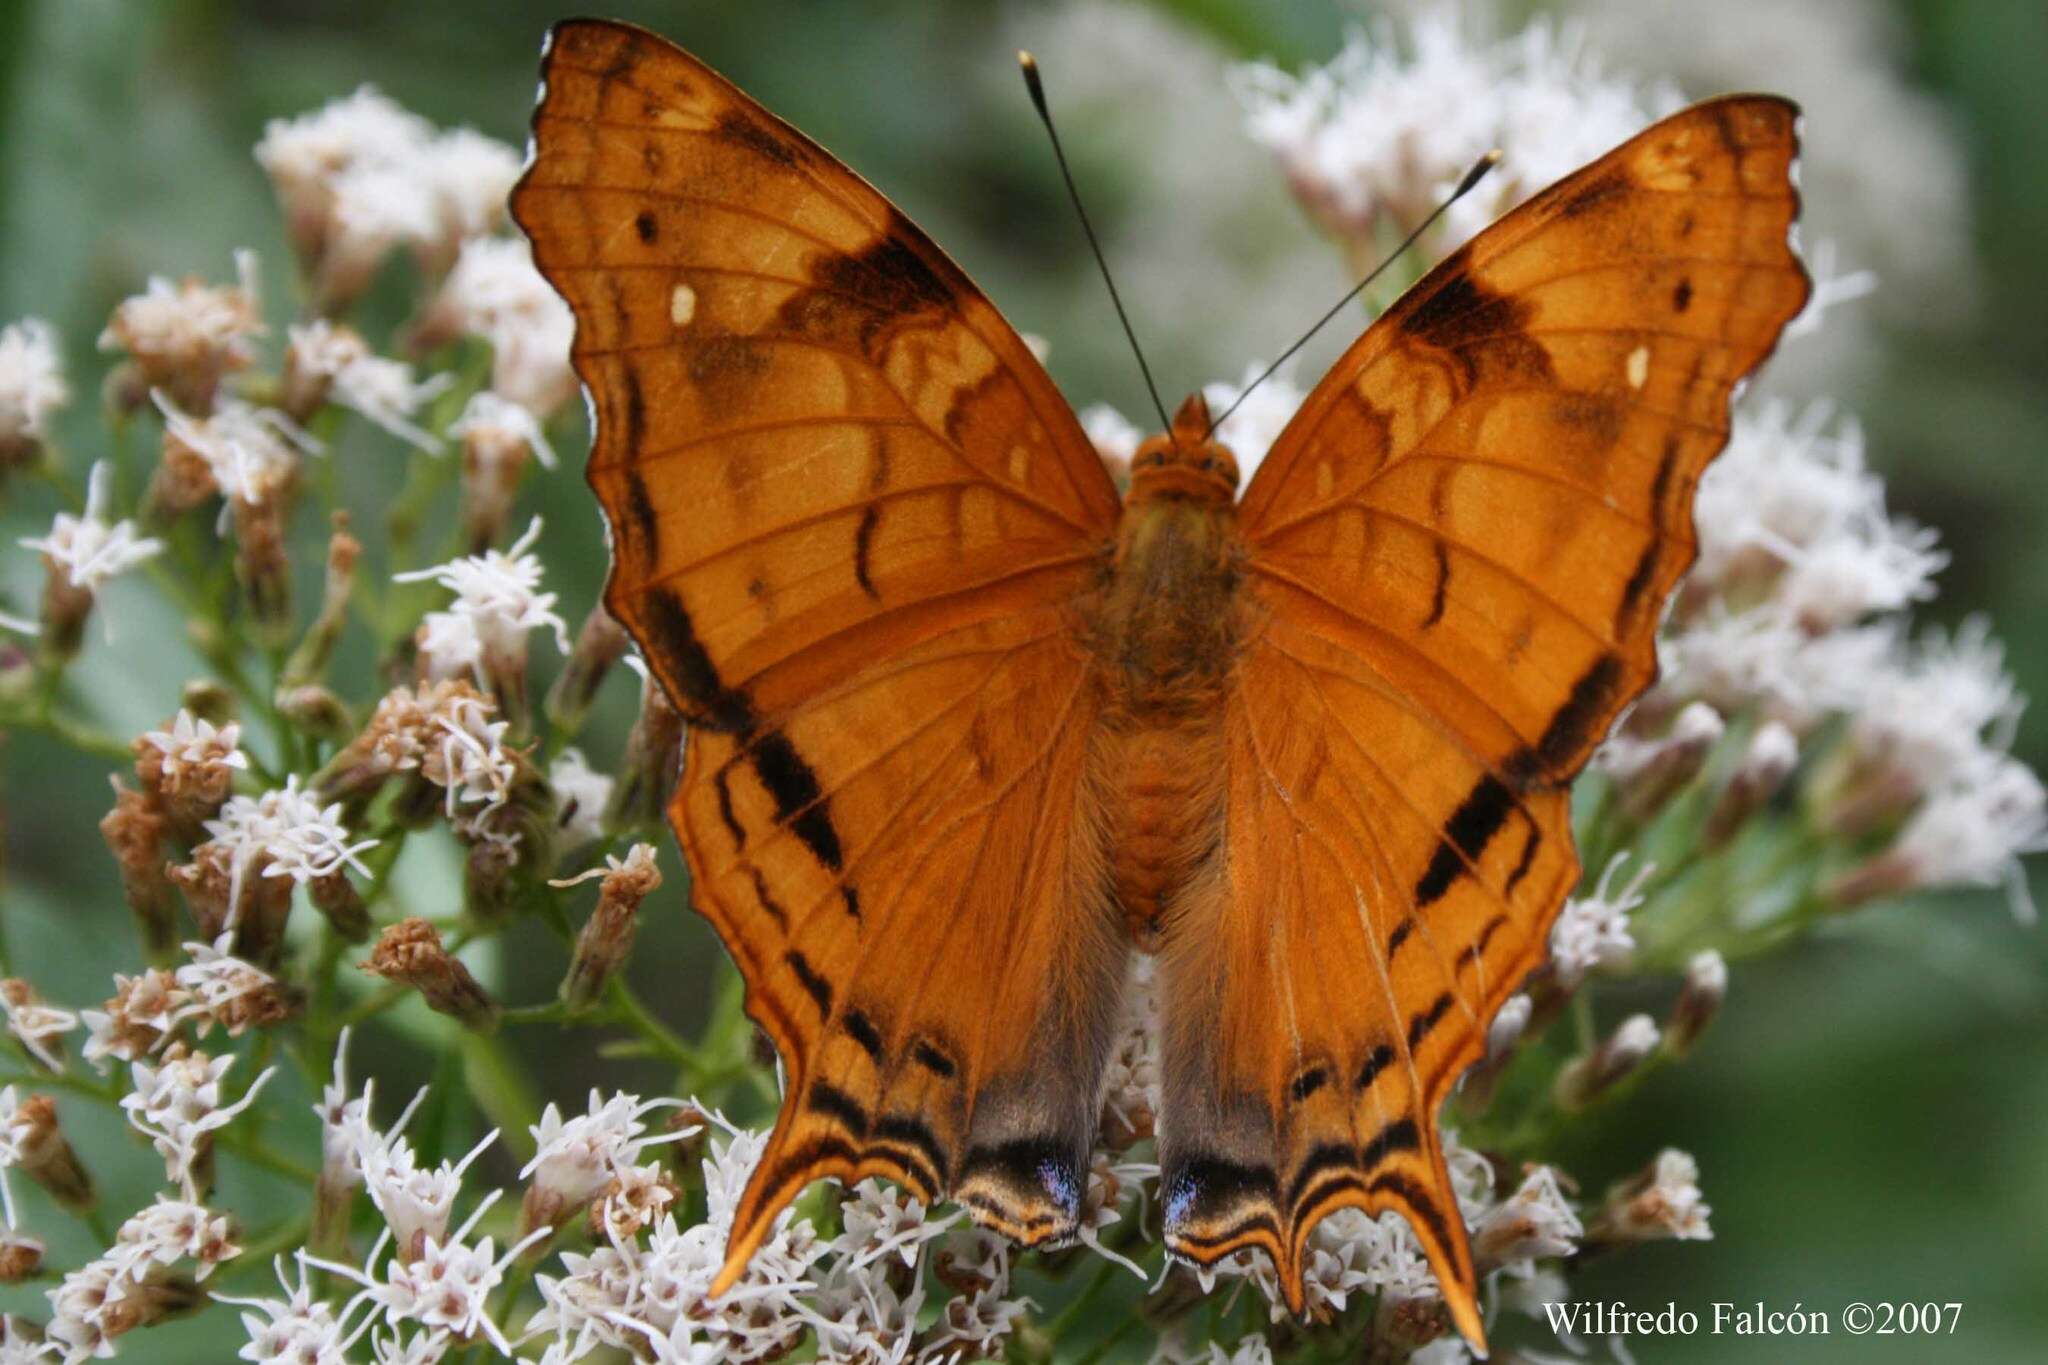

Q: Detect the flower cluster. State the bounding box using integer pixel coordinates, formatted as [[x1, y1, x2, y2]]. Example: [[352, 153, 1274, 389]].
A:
[[0, 6, 2028, 1365]]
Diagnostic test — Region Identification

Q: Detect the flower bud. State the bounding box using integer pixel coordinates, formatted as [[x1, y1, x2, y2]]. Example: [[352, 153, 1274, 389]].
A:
[[362, 918, 498, 1030], [606, 676, 683, 832], [545, 605, 631, 736], [282, 520, 361, 688], [0, 642, 34, 708], [463, 835, 523, 923], [100, 780, 177, 960], [310, 869, 371, 942], [1585, 1148, 1712, 1246], [1, 1091, 96, 1211], [135, 710, 247, 841], [96, 252, 263, 416], [33, 557, 94, 661], [276, 684, 355, 746], [1553, 1013, 1660, 1111], [1611, 702, 1723, 823], [1704, 721, 1798, 848], [180, 680, 237, 726], [230, 494, 293, 648], [558, 845, 661, 1011], [1663, 950, 1728, 1058], [166, 842, 294, 966], [143, 421, 220, 519], [0, 1231, 43, 1282], [452, 394, 554, 553]]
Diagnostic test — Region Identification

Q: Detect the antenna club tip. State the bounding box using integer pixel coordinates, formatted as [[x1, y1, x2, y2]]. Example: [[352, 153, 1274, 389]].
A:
[[1017, 49, 1047, 108], [1454, 148, 1503, 197]]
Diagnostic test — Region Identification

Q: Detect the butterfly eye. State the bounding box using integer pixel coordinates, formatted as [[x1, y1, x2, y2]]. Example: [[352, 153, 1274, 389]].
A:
[[1197, 457, 1214, 471]]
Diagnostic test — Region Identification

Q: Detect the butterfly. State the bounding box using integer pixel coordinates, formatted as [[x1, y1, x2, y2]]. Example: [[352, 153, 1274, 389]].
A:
[[510, 19, 1809, 1352]]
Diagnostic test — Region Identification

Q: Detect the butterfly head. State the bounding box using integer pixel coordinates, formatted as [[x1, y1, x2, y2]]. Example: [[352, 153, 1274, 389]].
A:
[[1128, 391, 1240, 505]]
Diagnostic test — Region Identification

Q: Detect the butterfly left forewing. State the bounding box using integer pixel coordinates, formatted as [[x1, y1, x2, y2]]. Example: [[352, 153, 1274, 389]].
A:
[[1161, 97, 1810, 1349], [512, 20, 1131, 1293]]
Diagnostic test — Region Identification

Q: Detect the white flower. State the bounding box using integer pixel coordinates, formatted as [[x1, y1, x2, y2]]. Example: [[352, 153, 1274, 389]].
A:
[[530, 1123, 820, 1364], [1595, 1148, 1712, 1242], [19, 462, 163, 593], [447, 389, 557, 469], [1074, 1155, 1153, 1279], [1486, 991, 1532, 1060], [199, 776, 377, 925], [1842, 618, 2023, 797], [109, 1196, 239, 1279], [315, 1027, 378, 1189], [1690, 402, 1944, 632], [154, 393, 321, 508], [1205, 1335, 1276, 1365], [1473, 1165, 1582, 1266], [0, 1087, 37, 1227], [808, 1260, 921, 1365], [1200, 366, 1304, 485], [548, 749, 613, 850], [924, 1285, 1033, 1360], [1080, 402, 1143, 474], [427, 703, 519, 823], [139, 709, 248, 788], [358, 1127, 498, 1254], [173, 935, 283, 1036], [79, 968, 198, 1070], [521, 1090, 690, 1217], [0, 1314, 58, 1362], [831, 1178, 958, 1273], [120, 1043, 275, 1196], [255, 85, 434, 212], [429, 237, 577, 415], [378, 1228, 534, 1354], [97, 249, 265, 382], [1886, 757, 2048, 921], [0, 983, 76, 1073], [286, 320, 451, 452], [1597, 701, 1723, 787], [368, 1326, 453, 1365], [0, 318, 68, 446], [397, 517, 570, 682], [1233, 9, 1674, 257], [1549, 854, 1650, 986], [414, 128, 522, 245], [1100, 955, 1161, 1145], [1783, 237, 1880, 342], [220, 1254, 373, 1365]]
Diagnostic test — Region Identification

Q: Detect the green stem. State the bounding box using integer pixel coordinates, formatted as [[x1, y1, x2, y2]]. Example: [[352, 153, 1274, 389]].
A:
[[1045, 1257, 1122, 1342]]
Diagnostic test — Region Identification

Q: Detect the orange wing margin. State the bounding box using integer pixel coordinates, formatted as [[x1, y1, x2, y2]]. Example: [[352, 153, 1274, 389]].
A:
[[1160, 97, 1811, 1351], [511, 19, 1129, 1292]]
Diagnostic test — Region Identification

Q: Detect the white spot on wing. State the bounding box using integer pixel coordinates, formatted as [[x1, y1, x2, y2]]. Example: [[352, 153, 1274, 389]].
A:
[[670, 283, 697, 327], [1626, 344, 1650, 389]]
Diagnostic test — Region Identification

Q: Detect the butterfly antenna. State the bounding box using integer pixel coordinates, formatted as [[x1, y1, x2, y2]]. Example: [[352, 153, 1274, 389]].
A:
[[1205, 148, 1503, 440], [1018, 50, 1176, 443]]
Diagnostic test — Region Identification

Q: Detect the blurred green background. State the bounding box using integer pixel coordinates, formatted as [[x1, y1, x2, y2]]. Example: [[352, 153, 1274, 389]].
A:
[[0, 1, 2042, 1361]]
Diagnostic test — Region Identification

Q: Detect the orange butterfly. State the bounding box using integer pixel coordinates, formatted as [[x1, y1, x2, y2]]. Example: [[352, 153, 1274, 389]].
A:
[[511, 20, 1808, 1352]]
